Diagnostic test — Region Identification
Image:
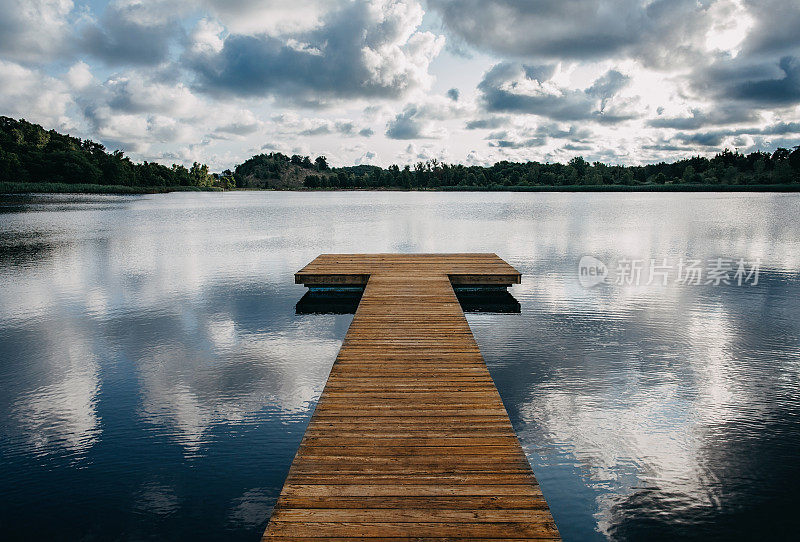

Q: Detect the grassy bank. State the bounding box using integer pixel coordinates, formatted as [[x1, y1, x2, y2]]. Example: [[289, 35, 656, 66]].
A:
[[0, 182, 222, 194]]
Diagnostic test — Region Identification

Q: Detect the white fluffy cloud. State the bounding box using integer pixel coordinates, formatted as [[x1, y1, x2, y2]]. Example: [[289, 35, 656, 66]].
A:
[[0, 60, 73, 126], [186, 0, 445, 105], [0, 0, 74, 63], [386, 95, 471, 139]]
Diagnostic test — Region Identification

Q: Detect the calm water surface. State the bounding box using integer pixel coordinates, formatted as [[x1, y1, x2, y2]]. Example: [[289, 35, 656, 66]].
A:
[[0, 192, 798, 541]]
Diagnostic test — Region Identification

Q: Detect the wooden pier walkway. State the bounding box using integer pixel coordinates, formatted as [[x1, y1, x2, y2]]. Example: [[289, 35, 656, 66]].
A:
[[263, 254, 559, 540]]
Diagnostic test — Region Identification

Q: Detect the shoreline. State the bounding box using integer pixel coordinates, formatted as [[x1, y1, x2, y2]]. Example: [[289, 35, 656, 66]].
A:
[[0, 182, 223, 195], [2, 181, 799, 195]]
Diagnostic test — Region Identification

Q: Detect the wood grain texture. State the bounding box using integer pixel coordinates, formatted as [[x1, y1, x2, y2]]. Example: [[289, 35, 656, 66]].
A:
[[264, 254, 559, 540]]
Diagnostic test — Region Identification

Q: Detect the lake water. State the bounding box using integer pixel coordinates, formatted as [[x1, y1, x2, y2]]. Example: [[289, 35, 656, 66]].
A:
[[0, 191, 798, 541]]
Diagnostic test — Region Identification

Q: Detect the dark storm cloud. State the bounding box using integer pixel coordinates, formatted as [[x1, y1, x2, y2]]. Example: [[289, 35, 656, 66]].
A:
[[477, 63, 634, 122], [447, 88, 460, 101], [187, 0, 440, 104], [80, 5, 179, 66]]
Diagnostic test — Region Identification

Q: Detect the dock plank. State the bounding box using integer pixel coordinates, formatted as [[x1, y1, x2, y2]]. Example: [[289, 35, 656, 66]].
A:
[[263, 254, 559, 541]]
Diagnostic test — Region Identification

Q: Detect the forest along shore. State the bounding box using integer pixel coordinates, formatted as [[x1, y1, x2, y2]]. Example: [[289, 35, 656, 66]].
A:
[[2, 116, 799, 193]]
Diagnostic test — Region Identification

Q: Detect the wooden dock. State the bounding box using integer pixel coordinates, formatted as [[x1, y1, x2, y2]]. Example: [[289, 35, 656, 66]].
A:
[[263, 254, 559, 540]]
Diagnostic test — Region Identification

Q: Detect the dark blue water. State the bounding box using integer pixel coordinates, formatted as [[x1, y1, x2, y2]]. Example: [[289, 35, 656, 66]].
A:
[[0, 191, 798, 540]]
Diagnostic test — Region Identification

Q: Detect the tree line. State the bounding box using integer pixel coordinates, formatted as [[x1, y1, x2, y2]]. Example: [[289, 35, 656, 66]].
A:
[[233, 147, 800, 190], [1, 116, 798, 190], [0, 117, 223, 189], [302, 149, 800, 189]]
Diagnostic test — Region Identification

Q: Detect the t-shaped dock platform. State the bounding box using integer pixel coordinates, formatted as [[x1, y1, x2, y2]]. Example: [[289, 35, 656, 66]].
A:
[[263, 254, 559, 540]]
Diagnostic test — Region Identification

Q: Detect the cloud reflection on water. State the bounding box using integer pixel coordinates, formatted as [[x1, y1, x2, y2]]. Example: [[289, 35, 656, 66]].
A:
[[137, 331, 341, 454], [0, 192, 798, 541], [12, 337, 101, 458]]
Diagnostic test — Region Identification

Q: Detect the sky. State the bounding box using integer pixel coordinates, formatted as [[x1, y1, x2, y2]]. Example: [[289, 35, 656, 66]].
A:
[[0, 0, 798, 170]]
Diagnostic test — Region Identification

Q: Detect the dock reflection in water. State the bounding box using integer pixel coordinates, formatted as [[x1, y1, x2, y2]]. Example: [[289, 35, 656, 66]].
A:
[[296, 285, 521, 314]]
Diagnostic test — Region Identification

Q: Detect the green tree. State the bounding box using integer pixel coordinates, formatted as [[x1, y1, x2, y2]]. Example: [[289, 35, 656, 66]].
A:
[[190, 162, 213, 187], [315, 156, 329, 171], [682, 165, 695, 183]]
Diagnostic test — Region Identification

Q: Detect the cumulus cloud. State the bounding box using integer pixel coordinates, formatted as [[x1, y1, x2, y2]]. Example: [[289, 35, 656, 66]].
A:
[[465, 149, 490, 166], [0, 60, 72, 126], [71, 70, 266, 156], [477, 62, 637, 123], [102, 77, 203, 117], [272, 114, 374, 139], [691, 54, 800, 108], [355, 150, 378, 164], [213, 111, 261, 137], [386, 107, 431, 139], [675, 120, 800, 147], [428, 0, 714, 68], [79, 1, 180, 65], [186, 0, 444, 104], [465, 116, 510, 130], [728, 56, 800, 104], [66, 62, 94, 90], [0, 0, 74, 63], [649, 105, 761, 130], [202, 0, 349, 35], [399, 142, 447, 162], [188, 18, 225, 56], [385, 96, 470, 139], [739, 0, 800, 56], [430, 0, 800, 150], [486, 122, 592, 149]]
